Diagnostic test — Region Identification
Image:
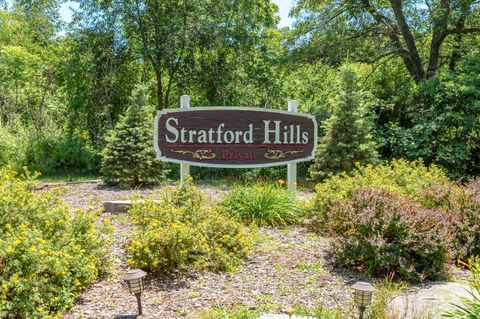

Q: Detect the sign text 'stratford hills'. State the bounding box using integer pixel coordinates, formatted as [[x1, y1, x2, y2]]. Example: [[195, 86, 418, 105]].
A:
[[154, 108, 317, 168]]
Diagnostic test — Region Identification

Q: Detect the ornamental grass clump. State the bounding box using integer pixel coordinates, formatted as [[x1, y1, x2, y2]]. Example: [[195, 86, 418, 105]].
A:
[[443, 257, 480, 318], [0, 169, 111, 318], [220, 182, 301, 226], [329, 188, 448, 282], [127, 180, 254, 273]]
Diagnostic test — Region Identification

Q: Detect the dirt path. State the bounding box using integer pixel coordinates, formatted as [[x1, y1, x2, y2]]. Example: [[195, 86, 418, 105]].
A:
[[43, 182, 359, 318]]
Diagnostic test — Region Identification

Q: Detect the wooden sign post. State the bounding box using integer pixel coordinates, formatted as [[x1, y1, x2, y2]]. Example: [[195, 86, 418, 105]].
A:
[[287, 100, 298, 193], [179, 95, 190, 188], [154, 97, 317, 193]]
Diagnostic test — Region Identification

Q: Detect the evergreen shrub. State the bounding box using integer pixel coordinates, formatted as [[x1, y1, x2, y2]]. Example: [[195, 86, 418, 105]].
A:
[[101, 84, 164, 187], [309, 65, 378, 182], [0, 169, 111, 318]]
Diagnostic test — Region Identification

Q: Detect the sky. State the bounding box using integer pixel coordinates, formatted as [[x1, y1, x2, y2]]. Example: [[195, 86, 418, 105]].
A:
[[59, 0, 295, 27], [272, 0, 295, 28]]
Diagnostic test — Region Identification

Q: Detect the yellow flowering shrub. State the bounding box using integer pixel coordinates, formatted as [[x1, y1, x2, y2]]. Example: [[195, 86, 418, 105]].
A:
[[0, 169, 111, 318], [306, 159, 449, 225], [127, 181, 253, 273]]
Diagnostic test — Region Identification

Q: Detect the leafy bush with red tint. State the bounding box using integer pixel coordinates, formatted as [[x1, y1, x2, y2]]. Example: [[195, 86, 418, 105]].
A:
[[466, 177, 480, 203], [418, 182, 480, 260], [329, 188, 448, 282]]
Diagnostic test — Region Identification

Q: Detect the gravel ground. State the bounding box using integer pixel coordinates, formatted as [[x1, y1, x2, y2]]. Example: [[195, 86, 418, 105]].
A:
[[37, 181, 361, 318]]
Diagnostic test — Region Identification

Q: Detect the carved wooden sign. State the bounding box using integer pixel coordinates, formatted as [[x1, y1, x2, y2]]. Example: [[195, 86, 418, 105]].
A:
[[154, 107, 317, 168]]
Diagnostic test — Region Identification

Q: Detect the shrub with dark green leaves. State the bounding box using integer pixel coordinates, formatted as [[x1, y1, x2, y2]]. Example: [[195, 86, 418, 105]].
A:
[[0, 169, 111, 318], [220, 182, 301, 226], [101, 84, 164, 187], [127, 180, 254, 273], [330, 188, 447, 282], [387, 54, 480, 177]]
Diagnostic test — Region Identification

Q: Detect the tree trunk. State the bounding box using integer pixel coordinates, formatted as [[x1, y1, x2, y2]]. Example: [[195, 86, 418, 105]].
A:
[[155, 69, 164, 110], [449, 15, 467, 70], [389, 0, 425, 82], [427, 32, 446, 78]]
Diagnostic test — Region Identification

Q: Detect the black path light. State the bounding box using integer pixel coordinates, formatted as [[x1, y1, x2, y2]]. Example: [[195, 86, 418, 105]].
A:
[[123, 269, 147, 316], [352, 281, 376, 319]]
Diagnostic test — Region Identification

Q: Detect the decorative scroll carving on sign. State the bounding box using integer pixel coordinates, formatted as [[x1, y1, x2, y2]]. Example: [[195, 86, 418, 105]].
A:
[[264, 149, 304, 160], [171, 149, 216, 160]]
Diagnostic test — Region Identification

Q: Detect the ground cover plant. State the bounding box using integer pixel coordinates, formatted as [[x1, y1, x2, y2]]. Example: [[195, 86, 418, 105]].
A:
[[0, 169, 111, 318], [127, 180, 254, 273], [220, 182, 301, 226]]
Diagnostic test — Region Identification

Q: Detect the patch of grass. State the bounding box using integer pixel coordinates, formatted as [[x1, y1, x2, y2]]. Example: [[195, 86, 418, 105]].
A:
[[367, 275, 409, 319], [186, 291, 201, 298], [255, 294, 275, 302], [291, 303, 354, 319], [38, 171, 100, 182], [221, 182, 302, 226], [295, 262, 324, 273], [197, 306, 260, 319]]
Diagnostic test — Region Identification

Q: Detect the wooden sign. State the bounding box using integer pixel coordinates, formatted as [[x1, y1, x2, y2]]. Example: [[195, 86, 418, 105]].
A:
[[154, 107, 317, 168]]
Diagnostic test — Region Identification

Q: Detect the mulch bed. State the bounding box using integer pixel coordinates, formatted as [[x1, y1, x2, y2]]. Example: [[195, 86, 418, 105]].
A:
[[38, 181, 362, 318]]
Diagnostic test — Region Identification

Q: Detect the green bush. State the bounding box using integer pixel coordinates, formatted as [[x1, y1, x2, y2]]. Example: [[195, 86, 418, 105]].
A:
[[309, 65, 379, 182], [0, 122, 100, 175], [127, 180, 254, 273], [0, 126, 28, 171], [306, 159, 449, 225], [0, 169, 111, 318], [387, 54, 480, 178], [329, 188, 447, 282], [220, 182, 301, 226], [101, 84, 164, 187]]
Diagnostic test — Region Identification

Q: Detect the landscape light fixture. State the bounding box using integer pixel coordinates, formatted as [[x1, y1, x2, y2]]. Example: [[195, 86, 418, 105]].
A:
[[123, 269, 147, 316], [352, 281, 375, 319]]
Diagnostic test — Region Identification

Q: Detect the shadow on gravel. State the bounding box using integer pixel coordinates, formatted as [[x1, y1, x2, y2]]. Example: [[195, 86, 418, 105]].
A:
[[146, 272, 198, 292], [113, 315, 136, 319]]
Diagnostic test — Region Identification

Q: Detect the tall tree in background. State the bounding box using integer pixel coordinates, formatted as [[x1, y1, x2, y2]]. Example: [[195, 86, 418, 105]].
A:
[[84, 0, 279, 110], [309, 65, 379, 181], [291, 0, 480, 82]]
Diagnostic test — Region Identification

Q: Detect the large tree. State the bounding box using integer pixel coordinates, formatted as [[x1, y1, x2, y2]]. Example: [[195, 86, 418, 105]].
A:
[[80, 0, 279, 110], [291, 0, 480, 82]]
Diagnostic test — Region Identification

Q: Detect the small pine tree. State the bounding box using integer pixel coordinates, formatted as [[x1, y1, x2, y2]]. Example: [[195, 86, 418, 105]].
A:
[[101, 84, 164, 187], [309, 65, 379, 182]]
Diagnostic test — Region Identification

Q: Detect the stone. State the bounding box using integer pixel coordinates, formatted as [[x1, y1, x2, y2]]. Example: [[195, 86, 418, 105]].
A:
[[103, 200, 133, 213], [389, 281, 477, 319]]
